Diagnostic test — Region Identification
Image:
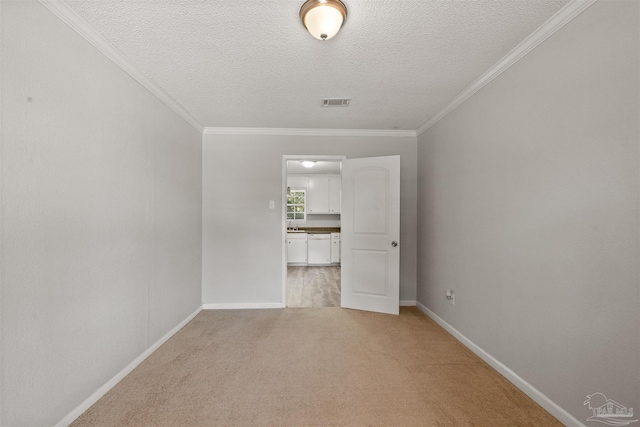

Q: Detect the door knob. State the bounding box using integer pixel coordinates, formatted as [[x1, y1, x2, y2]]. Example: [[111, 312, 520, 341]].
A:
[[391, 241, 398, 247]]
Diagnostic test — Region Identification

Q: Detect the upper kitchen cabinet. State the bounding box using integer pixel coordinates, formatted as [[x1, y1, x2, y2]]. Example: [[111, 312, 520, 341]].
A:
[[329, 177, 341, 214], [308, 176, 341, 214]]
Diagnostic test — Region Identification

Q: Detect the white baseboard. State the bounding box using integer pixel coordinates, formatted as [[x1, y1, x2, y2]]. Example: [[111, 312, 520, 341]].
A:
[[203, 302, 284, 310], [415, 301, 584, 427], [205, 302, 416, 309], [204, 302, 415, 309], [56, 306, 203, 427]]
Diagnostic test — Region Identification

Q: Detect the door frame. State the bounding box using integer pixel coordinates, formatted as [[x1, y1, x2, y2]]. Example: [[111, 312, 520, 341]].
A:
[[281, 154, 347, 307]]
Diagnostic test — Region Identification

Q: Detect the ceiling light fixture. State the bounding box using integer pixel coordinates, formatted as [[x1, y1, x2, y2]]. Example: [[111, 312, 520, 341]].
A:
[[302, 161, 316, 168], [300, 0, 347, 41]]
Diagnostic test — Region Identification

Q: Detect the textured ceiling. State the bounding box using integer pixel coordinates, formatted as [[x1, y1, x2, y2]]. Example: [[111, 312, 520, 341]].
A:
[[64, 0, 569, 131]]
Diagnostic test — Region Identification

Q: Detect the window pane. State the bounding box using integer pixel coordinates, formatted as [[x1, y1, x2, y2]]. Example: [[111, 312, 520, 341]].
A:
[[286, 189, 305, 223]]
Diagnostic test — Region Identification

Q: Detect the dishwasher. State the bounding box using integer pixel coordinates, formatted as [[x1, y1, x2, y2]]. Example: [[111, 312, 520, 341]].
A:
[[307, 234, 331, 265]]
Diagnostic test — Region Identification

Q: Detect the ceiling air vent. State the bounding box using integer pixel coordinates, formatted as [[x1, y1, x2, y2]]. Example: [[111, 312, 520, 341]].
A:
[[321, 98, 351, 107]]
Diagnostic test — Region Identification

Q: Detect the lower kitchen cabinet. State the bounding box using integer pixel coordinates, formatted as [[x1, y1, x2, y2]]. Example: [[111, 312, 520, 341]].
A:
[[287, 233, 307, 265], [286, 232, 340, 266], [331, 233, 340, 264]]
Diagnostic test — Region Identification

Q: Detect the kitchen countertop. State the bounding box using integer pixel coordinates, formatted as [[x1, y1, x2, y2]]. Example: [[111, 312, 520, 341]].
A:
[[287, 227, 340, 234]]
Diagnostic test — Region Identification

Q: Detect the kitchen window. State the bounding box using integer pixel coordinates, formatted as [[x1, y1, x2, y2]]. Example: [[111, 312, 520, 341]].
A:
[[286, 188, 306, 223]]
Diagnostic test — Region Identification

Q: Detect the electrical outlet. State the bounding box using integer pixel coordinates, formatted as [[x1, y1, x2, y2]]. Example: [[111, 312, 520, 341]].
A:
[[446, 289, 455, 305]]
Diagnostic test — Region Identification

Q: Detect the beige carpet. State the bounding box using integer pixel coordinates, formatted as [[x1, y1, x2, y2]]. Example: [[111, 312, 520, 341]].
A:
[[72, 307, 561, 426]]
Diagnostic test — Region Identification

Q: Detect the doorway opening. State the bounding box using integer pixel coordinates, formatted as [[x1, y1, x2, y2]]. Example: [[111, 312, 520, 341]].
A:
[[287, 265, 341, 307], [282, 155, 345, 308]]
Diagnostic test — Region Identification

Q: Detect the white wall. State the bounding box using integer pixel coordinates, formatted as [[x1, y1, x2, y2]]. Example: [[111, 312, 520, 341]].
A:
[[417, 0, 639, 423], [0, 2, 202, 425], [202, 133, 417, 305]]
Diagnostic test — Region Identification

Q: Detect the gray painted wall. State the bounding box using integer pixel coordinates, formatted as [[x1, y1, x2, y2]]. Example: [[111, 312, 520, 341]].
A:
[[202, 134, 417, 305], [417, 0, 639, 423], [0, 2, 202, 425]]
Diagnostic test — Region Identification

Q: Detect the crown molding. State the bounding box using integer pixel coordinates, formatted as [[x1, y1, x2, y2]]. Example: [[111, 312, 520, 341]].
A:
[[38, 0, 596, 138], [416, 0, 598, 137], [38, 0, 204, 134], [203, 127, 417, 138]]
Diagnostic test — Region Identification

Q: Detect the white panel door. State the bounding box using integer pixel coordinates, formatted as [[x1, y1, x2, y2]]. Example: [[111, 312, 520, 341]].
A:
[[341, 155, 400, 315]]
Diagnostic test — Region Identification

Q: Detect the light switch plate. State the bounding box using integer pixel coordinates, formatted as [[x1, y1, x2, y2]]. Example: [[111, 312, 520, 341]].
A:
[[269, 200, 275, 209]]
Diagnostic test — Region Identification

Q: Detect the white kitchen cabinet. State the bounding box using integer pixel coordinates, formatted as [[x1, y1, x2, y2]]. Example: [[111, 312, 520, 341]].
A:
[[287, 233, 307, 265], [329, 177, 341, 213], [331, 233, 340, 264], [308, 176, 341, 214], [307, 177, 329, 214]]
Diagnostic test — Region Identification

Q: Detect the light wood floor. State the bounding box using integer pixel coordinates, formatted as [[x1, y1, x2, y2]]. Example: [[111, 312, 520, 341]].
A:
[[287, 265, 341, 307]]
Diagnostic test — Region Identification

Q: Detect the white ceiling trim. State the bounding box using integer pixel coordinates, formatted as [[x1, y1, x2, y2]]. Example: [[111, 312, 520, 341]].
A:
[[203, 127, 417, 138], [37, 0, 204, 133], [416, 0, 598, 137]]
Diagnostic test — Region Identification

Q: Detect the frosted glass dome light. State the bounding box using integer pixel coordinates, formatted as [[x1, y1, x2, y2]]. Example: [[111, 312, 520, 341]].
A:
[[300, 0, 347, 41]]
